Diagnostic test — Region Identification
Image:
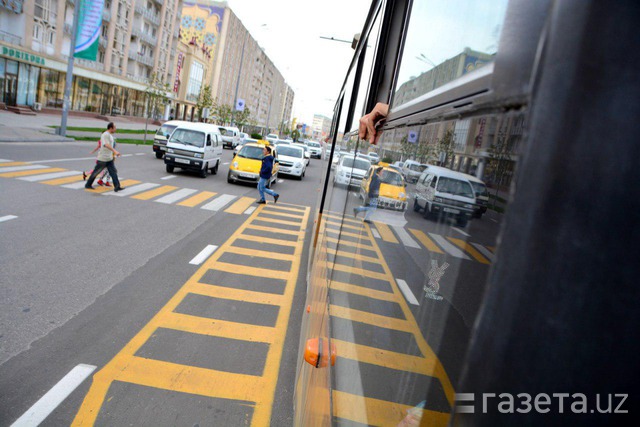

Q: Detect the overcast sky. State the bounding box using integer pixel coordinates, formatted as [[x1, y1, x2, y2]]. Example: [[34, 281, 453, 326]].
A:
[[226, 0, 372, 126]]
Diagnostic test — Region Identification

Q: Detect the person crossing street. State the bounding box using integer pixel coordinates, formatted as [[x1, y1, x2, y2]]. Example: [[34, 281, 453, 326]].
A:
[[256, 145, 280, 204], [85, 122, 125, 192]]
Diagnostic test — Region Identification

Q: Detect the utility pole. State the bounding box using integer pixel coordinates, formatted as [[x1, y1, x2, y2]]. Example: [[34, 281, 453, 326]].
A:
[[58, 0, 81, 136], [231, 32, 248, 126]]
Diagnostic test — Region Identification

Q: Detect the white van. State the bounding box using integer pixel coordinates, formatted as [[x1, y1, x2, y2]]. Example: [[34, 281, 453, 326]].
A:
[[462, 173, 489, 218], [402, 160, 429, 183], [219, 126, 240, 149], [164, 123, 223, 178], [153, 120, 190, 159], [413, 166, 476, 226]]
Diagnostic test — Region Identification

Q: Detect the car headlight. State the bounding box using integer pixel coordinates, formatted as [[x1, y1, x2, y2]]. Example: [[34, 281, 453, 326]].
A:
[[167, 148, 174, 153], [435, 197, 443, 203], [295, 162, 302, 168], [399, 192, 406, 199], [233, 161, 238, 168], [194, 153, 203, 158]]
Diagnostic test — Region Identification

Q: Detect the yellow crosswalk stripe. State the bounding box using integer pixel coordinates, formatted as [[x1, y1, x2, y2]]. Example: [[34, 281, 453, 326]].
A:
[[325, 236, 373, 249], [332, 263, 388, 281], [324, 213, 362, 225], [159, 311, 276, 343], [39, 175, 83, 185], [245, 223, 300, 236], [214, 261, 291, 281], [264, 204, 306, 213], [373, 221, 399, 243], [325, 247, 381, 264], [177, 191, 217, 207], [260, 209, 305, 219], [188, 281, 285, 306], [254, 216, 303, 227], [225, 245, 295, 261], [325, 228, 371, 240], [409, 229, 444, 253], [131, 185, 178, 200], [487, 246, 496, 252], [86, 179, 141, 193], [325, 219, 364, 232], [0, 167, 65, 178], [448, 237, 490, 264], [330, 281, 396, 302], [224, 196, 255, 214], [0, 162, 29, 167], [329, 305, 411, 333], [235, 233, 298, 247]]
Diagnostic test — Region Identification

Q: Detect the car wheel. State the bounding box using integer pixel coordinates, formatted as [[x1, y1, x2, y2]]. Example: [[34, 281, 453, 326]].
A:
[[423, 204, 433, 220], [413, 198, 421, 212], [210, 160, 218, 175], [227, 171, 233, 183], [457, 216, 469, 227], [200, 164, 208, 178], [155, 151, 163, 159], [166, 164, 174, 173]]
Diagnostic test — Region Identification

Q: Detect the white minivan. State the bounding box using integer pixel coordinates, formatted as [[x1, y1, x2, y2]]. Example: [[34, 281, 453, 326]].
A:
[[402, 160, 429, 183], [153, 120, 190, 159], [219, 126, 240, 149], [463, 173, 489, 218], [413, 166, 476, 226], [164, 123, 223, 178]]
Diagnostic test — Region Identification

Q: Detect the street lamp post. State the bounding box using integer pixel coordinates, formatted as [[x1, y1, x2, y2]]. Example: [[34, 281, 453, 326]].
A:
[[231, 32, 248, 126]]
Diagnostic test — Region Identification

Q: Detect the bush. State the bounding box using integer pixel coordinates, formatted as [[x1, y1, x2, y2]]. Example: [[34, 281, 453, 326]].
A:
[[251, 133, 263, 140], [382, 156, 393, 163]]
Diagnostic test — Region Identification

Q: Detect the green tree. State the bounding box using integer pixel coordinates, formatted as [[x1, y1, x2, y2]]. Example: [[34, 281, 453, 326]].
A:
[[234, 107, 252, 130], [436, 129, 455, 167], [143, 73, 170, 143], [213, 101, 233, 125], [486, 124, 512, 208], [196, 84, 213, 121]]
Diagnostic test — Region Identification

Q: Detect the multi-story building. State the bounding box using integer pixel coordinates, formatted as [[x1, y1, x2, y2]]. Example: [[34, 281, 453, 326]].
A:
[[312, 113, 331, 140], [0, 0, 182, 117]]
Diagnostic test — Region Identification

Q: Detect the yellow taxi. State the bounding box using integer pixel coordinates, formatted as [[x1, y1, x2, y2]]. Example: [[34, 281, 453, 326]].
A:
[[227, 141, 279, 187], [359, 163, 408, 211]]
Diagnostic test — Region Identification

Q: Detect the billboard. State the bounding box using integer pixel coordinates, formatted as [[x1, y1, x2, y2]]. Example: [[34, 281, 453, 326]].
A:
[[180, 2, 225, 60], [74, 0, 104, 61]]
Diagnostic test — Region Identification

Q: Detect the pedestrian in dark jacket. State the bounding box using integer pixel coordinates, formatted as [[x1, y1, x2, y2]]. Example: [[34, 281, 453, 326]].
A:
[[256, 145, 280, 204], [354, 167, 383, 222]]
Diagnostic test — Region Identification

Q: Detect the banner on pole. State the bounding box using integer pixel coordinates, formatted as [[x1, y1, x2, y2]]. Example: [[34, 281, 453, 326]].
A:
[[74, 0, 104, 61]]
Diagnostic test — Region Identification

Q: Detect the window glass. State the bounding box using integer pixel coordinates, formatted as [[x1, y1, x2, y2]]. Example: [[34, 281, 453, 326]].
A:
[[341, 157, 370, 171], [277, 146, 303, 158], [394, 0, 509, 107], [156, 124, 177, 138], [169, 129, 205, 147], [238, 145, 264, 160]]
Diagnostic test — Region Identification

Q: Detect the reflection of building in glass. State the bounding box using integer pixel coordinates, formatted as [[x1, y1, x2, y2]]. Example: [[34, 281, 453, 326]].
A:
[[394, 48, 494, 106], [312, 113, 331, 140]]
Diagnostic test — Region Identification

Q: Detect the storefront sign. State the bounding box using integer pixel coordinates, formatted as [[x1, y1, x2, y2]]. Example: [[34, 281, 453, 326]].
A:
[[1, 46, 45, 66], [74, 0, 104, 61], [173, 52, 184, 93]]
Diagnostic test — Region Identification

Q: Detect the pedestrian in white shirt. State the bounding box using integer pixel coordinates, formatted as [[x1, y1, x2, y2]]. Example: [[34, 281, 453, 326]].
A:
[[85, 122, 125, 192]]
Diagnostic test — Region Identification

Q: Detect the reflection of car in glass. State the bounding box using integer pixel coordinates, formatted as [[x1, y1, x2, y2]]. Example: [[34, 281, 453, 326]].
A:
[[276, 144, 306, 180], [360, 165, 408, 211], [164, 123, 223, 178], [305, 141, 322, 158], [333, 155, 371, 187], [266, 133, 279, 144], [402, 160, 429, 183], [228, 142, 279, 187], [463, 173, 489, 218], [153, 120, 190, 159], [367, 151, 380, 164], [331, 150, 350, 170], [414, 166, 476, 226]]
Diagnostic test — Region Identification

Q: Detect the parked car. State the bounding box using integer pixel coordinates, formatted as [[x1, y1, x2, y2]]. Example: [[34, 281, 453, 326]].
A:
[[402, 160, 429, 183], [164, 123, 223, 178], [219, 126, 241, 149], [293, 143, 311, 166], [413, 166, 476, 226], [276, 144, 306, 180], [153, 120, 190, 159], [463, 173, 489, 218], [228, 141, 279, 187], [305, 140, 322, 158], [333, 155, 371, 187], [360, 165, 407, 211]]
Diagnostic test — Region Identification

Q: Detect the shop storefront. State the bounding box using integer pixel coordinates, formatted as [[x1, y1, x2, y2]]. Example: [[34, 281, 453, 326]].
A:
[[0, 47, 43, 107]]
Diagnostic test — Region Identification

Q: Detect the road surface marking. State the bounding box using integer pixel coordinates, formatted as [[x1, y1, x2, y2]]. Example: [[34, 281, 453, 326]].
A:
[[490, 218, 498, 223], [106, 183, 160, 197], [0, 167, 66, 178], [131, 185, 178, 201], [244, 206, 256, 215], [23, 155, 134, 163], [135, 153, 146, 156], [396, 278, 420, 305], [452, 227, 470, 237], [85, 179, 140, 193], [225, 196, 255, 214], [160, 175, 177, 180], [223, 162, 230, 165], [392, 226, 420, 248], [40, 175, 85, 186], [471, 243, 495, 261], [0, 159, 12, 162], [19, 170, 80, 181], [428, 233, 471, 259], [10, 364, 96, 427], [277, 179, 284, 183], [253, 216, 302, 227], [0, 165, 47, 173], [201, 194, 236, 211], [448, 238, 490, 264], [409, 229, 444, 254], [0, 215, 18, 223], [371, 229, 381, 239], [189, 245, 219, 265], [330, 305, 413, 333], [155, 188, 198, 204], [373, 222, 399, 243], [62, 181, 90, 189], [177, 191, 217, 207], [0, 161, 29, 167]]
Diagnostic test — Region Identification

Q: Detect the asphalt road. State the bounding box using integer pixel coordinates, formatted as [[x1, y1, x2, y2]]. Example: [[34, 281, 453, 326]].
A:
[[0, 141, 501, 426]]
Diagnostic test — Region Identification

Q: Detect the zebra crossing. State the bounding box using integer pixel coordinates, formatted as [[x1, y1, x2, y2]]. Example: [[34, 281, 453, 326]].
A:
[[0, 160, 260, 215]]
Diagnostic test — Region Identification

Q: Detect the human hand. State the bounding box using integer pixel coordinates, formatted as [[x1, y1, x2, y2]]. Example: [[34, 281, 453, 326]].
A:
[[115, 151, 121, 157], [359, 102, 389, 144]]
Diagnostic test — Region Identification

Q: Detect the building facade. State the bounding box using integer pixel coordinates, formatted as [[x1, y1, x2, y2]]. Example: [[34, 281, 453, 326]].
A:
[[0, 0, 182, 117], [312, 113, 331, 140]]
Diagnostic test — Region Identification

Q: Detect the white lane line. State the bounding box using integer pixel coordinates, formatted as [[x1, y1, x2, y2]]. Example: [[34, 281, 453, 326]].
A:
[[24, 154, 134, 164], [10, 364, 96, 427], [471, 243, 495, 261], [135, 153, 146, 156], [278, 179, 284, 183], [160, 175, 177, 180], [490, 218, 498, 223], [19, 170, 80, 182], [155, 188, 198, 204], [452, 227, 471, 237], [428, 233, 471, 259], [105, 183, 159, 197], [0, 165, 48, 173], [189, 245, 218, 265], [244, 206, 256, 215], [62, 181, 89, 189], [396, 278, 420, 305], [392, 226, 420, 248], [0, 159, 12, 162], [223, 162, 230, 165], [0, 215, 18, 223], [201, 194, 236, 211], [371, 229, 381, 239]]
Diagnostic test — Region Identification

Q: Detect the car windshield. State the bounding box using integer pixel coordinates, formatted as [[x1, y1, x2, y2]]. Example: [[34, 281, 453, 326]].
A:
[[409, 163, 428, 172], [294, 144, 308, 152], [470, 181, 489, 197], [238, 145, 265, 160], [342, 157, 371, 171], [276, 140, 290, 145], [368, 152, 379, 157], [380, 170, 403, 186], [223, 129, 236, 137], [278, 146, 303, 158], [169, 129, 205, 147], [308, 142, 320, 147], [156, 124, 177, 138], [437, 177, 474, 198]]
